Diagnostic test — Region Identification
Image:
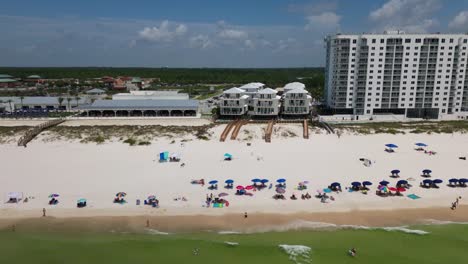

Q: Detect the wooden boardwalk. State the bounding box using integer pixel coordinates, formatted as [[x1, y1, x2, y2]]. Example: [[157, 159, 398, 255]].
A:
[[220, 120, 237, 142], [265, 120, 275, 143], [18, 119, 65, 147], [230, 120, 247, 140], [303, 119, 309, 139]]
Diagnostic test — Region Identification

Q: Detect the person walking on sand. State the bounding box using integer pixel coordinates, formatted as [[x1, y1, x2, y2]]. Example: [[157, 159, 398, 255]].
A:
[[244, 212, 248, 219], [42, 208, 46, 217]]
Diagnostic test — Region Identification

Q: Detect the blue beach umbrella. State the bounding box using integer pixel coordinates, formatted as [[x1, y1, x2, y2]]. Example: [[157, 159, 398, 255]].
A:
[[422, 169, 432, 174], [330, 182, 341, 187], [385, 144, 398, 148], [323, 188, 332, 193], [448, 178, 458, 183], [391, 169, 400, 174], [351, 181, 361, 186], [397, 180, 408, 185], [379, 180, 390, 186], [261, 179, 269, 183], [422, 179, 433, 185], [77, 198, 87, 203], [209, 180, 218, 185], [415, 143, 428, 147], [277, 179, 286, 183], [224, 153, 233, 159], [433, 179, 443, 184], [225, 179, 234, 184], [363, 181, 373, 186], [458, 178, 468, 183], [251, 178, 261, 183]]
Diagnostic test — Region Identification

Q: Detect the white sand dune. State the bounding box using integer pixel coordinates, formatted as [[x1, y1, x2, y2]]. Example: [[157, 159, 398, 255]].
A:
[[0, 124, 467, 219]]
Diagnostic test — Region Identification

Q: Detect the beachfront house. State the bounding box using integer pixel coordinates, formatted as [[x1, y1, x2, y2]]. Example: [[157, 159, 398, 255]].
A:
[[282, 83, 312, 116], [251, 88, 280, 116], [239, 82, 265, 111], [219, 87, 249, 116]]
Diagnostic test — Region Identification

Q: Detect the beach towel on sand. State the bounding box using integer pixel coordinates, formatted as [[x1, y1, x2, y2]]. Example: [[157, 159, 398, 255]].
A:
[[407, 194, 421, 200]]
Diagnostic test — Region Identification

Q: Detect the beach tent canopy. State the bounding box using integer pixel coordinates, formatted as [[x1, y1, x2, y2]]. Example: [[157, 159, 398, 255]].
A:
[[415, 143, 428, 147], [323, 188, 332, 193], [147, 195, 156, 200], [225, 179, 234, 184], [379, 180, 390, 186], [77, 198, 87, 203], [397, 180, 408, 185], [7, 192, 23, 199], [224, 153, 233, 158], [422, 179, 433, 184], [160, 151, 169, 160], [385, 144, 398, 148], [351, 181, 361, 186], [261, 179, 269, 183], [277, 178, 286, 183], [363, 181, 373, 186], [433, 179, 443, 184], [170, 153, 180, 159], [391, 169, 400, 174], [209, 180, 218, 185]]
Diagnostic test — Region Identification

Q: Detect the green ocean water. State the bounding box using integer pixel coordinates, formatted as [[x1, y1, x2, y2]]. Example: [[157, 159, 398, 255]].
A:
[[0, 224, 467, 264]]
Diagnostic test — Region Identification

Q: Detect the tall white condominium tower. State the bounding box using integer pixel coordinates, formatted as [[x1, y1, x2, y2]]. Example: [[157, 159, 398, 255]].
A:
[[325, 31, 468, 119]]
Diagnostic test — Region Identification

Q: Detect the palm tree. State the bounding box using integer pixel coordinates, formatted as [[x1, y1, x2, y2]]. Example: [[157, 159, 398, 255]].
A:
[[66, 97, 72, 111], [57, 97, 64, 111], [74, 96, 80, 107]]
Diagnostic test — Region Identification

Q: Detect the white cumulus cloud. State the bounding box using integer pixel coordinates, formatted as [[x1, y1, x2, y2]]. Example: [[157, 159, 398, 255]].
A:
[[138, 20, 188, 42], [218, 29, 248, 39], [305, 12, 341, 31], [449, 11, 468, 31], [189, 34, 213, 49], [369, 0, 441, 33]]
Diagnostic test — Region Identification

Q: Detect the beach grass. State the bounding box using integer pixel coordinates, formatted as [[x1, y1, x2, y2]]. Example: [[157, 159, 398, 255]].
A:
[[1, 224, 466, 264]]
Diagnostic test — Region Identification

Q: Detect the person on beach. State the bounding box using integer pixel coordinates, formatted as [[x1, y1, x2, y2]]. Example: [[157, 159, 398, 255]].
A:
[[349, 248, 357, 257], [42, 208, 46, 217], [244, 212, 248, 219]]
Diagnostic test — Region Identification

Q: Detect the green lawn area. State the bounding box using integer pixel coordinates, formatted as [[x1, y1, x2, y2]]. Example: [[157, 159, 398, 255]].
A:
[[0, 224, 466, 264]]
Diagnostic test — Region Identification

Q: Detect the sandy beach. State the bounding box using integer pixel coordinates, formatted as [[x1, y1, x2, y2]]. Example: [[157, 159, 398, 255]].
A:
[[1, 122, 467, 226]]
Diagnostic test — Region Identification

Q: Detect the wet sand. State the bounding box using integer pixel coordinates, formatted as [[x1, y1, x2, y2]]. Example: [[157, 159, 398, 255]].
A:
[[1, 205, 467, 234]]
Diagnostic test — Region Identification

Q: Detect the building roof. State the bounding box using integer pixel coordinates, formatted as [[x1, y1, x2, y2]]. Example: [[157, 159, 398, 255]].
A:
[[239, 82, 265, 89], [223, 87, 245, 94], [258, 88, 278, 94], [131, 77, 142, 83], [0, 74, 13, 79], [86, 88, 106, 94], [77, 99, 199, 110], [26, 75, 41, 79], [284, 82, 305, 90], [0, 96, 86, 105], [0, 78, 17, 83], [285, 88, 309, 94]]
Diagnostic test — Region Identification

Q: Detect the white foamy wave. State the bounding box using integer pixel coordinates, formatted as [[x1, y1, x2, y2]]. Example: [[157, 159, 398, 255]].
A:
[[145, 229, 170, 235], [224, 241, 239, 246], [218, 231, 242, 235], [244, 220, 337, 233], [381, 227, 429, 235], [279, 244, 312, 264], [422, 219, 468, 225]]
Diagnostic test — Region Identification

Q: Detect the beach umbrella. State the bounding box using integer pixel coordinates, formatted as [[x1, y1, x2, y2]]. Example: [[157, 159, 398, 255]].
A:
[[351, 181, 361, 186], [388, 187, 398, 192], [422, 179, 433, 185], [433, 179, 443, 184], [48, 194, 59, 198], [77, 198, 87, 203], [276, 187, 286, 194], [251, 179, 261, 183], [236, 185, 244, 190], [225, 179, 234, 184], [415, 143, 428, 147], [277, 178, 286, 183], [261, 179, 269, 183], [218, 193, 229, 197], [397, 187, 406, 192], [147, 195, 156, 200], [116, 192, 126, 197], [330, 182, 341, 187], [209, 180, 218, 185], [422, 169, 432, 174], [224, 153, 233, 158], [379, 180, 390, 186], [391, 169, 400, 174], [323, 188, 332, 193], [245, 185, 254, 190], [397, 180, 408, 185], [458, 178, 467, 183], [378, 186, 389, 192], [362, 181, 373, 186], [385, 143, 398, 148]]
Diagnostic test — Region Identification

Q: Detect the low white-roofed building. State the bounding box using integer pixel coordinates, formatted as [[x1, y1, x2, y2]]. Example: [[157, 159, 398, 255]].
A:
[[251, 88, 280, 116], [284, 82, 306, 93], [219, 87, 249, 116], [112, 90, 189, 100]]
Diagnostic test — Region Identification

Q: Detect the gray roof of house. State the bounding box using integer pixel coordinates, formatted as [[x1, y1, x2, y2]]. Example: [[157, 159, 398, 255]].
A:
[[77, 99, 199, 110], [86, 88, 106, 94], [0, 96, 86, 105]]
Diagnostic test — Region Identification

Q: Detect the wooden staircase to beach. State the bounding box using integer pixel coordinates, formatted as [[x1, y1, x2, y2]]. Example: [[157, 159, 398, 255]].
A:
[[303, 119, 309, 139], [230, 120, 248, 140], [265, 120, 275, 143], [220, 120, 237, 142], [17, 119, 65, 147]]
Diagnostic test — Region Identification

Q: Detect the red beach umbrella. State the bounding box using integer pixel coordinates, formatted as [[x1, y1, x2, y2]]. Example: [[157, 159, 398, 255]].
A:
[[397, 187, 406, 192], [245, 185, 254, 190], [236, 185, 244, 190], [388, 187, 398, 192]]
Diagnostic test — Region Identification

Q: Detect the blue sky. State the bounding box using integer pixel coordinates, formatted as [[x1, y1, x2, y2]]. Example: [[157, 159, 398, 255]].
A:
[[1, 0, 467, 67]]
